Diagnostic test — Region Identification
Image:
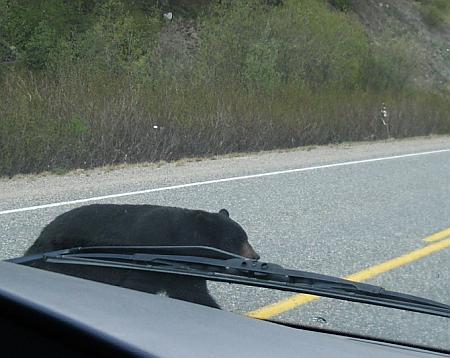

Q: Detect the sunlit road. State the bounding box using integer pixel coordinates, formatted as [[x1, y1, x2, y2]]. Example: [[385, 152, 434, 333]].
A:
[[1, 136, 449, 350]]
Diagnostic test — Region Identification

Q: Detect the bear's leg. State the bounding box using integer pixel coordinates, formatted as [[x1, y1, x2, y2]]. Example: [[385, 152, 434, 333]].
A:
[[119, 271, 167, 295], [164, 277, 221, 309]]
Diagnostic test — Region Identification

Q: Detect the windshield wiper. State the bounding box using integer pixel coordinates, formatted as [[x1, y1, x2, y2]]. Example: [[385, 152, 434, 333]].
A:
[[9, 245, 450, 318]]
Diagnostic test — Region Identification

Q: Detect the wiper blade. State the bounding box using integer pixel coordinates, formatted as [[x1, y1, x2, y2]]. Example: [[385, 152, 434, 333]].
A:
[[10, 246, 450, 318]]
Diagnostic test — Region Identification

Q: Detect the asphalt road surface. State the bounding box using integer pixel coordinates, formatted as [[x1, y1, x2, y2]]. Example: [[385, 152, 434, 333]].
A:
[[1, 136, 449, 351]]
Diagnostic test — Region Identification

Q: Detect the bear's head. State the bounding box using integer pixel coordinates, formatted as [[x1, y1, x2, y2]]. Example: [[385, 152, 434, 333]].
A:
[[193, 209, 259, 260]]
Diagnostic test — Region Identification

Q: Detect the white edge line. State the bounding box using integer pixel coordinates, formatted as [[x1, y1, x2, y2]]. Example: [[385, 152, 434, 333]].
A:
[[1, 148, 449, 215]]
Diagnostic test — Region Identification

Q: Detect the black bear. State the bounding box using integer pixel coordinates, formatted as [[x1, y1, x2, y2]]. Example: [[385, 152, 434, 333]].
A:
[[25, 204, 259, 308]]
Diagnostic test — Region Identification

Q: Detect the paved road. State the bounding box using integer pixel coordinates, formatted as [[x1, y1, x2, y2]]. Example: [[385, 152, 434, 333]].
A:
[[1, 136, 449, 350]]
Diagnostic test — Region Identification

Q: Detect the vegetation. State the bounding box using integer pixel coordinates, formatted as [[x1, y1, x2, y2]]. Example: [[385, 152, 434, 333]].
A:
[[418, 0, 450, 28], [0, 0, 449, 176]]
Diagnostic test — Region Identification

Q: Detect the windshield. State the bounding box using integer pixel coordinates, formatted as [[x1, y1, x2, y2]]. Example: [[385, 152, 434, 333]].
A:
[[1, 0, 449, 353]]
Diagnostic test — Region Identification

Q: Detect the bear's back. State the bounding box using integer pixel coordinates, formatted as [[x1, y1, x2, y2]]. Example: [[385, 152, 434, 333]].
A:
[[26, 204, 164, 254]]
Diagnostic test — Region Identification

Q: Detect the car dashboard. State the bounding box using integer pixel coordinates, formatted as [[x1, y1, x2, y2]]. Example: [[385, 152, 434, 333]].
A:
[[0, 261, 447, 357]]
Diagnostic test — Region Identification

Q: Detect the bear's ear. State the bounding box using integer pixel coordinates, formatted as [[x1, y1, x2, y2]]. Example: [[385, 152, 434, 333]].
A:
[[218, 209, 229, 218]]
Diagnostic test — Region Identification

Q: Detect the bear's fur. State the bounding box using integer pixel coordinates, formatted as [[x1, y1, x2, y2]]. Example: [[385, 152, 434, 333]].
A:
[[25, 204, 259, 308]]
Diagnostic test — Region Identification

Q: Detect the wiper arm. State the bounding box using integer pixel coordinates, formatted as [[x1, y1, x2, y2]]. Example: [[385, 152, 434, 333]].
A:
[[10, 246, 450, 318]]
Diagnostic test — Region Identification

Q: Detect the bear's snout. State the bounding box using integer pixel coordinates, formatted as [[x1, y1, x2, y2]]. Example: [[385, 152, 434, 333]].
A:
[[241, 242, 260, 260]]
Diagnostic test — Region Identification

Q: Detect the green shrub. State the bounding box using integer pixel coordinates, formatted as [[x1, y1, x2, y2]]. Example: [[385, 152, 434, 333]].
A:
[[0, 0, 94, 69], [422, 5, 445, 27], [361, 35, 421, 91], [23, 20, 58, 69], [270, 0, 368, 89], [418, 0, 450, 28], [328, 0, 352, 12], [197, 0, 368, 91], [244, 36, 281, 93]]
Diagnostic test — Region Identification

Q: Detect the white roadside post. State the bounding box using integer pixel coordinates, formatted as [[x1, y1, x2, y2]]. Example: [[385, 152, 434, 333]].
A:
[[380, 102, 390, 139]]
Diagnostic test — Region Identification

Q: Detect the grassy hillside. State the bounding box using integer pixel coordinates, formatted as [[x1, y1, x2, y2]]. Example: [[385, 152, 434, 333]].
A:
[[350, 0, 450, 90], [0, 0, 449, 176]]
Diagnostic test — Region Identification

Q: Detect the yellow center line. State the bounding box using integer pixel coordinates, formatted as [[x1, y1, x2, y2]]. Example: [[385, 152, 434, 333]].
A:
[[424, 228, 450, 243], [247, 236, 450, 320]]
